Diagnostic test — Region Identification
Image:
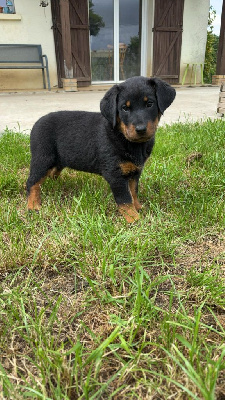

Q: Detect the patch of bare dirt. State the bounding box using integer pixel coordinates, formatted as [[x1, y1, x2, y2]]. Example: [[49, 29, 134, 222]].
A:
[[176, 233, 225, 271]]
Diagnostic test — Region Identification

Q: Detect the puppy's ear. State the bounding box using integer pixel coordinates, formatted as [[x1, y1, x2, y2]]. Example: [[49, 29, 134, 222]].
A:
[[100, 85, 119, 127], [149, 78, 176, 114]]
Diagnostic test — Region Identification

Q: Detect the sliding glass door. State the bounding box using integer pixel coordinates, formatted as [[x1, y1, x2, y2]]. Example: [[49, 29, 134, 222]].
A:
[[90, 0, 141, 83]]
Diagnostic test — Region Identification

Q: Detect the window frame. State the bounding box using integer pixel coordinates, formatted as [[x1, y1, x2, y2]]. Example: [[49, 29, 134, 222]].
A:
[[0, 0, 15, 14]]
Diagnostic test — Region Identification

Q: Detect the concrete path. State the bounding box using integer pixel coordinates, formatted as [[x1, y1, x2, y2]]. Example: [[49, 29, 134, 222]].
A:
[[0, 86, 220, 134]]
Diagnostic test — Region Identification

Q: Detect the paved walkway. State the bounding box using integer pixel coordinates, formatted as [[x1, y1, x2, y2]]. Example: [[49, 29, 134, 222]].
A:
[[0, 86, 220, 134]]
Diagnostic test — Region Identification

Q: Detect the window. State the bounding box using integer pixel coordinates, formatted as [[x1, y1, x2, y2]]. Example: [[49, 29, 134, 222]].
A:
[[90, 0, 141, 83], [0, 0, 15, 14]]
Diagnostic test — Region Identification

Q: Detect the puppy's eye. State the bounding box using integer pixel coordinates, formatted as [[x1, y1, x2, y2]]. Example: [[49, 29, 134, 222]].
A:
[[122, 104, 130, 112], [146, 100, 153, 108]]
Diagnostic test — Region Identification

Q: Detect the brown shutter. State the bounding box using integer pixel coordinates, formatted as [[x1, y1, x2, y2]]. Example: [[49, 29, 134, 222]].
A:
[[51, 0, 91, 87], [69, 0, 91, 86], [152, 0, 184, 84]]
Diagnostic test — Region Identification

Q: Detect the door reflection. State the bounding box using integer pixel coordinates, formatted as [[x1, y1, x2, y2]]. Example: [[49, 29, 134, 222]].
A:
[[119, 0, 141, 80], [90, 0, 141, 82], [90, 0, 114, 81]]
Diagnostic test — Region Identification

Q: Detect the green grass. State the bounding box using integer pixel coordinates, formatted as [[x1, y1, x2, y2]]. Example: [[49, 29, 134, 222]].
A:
[[0, 120, 224, 399]]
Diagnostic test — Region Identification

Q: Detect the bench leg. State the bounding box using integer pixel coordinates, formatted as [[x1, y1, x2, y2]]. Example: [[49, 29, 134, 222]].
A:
[[194, 64, 197, 86], [182, 63, 189, 85], [200, 63, 204, 85], [42, 55, 51, 91], [42, 68, 46, 89], [46, 67, 51, 91], [190, 64, 194, 85]]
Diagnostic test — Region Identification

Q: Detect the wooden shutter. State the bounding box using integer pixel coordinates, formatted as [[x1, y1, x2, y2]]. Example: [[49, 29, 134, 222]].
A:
[[51, 0, 64, 87], [152, 0, 184, 84], [51, 0, 91, 87], [69, 0, 91, 86]]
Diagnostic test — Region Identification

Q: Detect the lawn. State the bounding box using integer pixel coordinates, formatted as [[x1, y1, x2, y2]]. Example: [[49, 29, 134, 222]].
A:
[[0, 119, 224, 399]]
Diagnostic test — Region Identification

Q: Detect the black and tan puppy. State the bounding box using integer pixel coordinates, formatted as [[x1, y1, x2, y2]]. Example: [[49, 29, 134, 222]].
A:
[[26, 76, 175, 222]]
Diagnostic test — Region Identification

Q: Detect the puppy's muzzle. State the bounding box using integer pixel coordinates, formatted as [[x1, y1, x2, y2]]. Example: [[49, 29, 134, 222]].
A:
[[135, 124, 147, 135]]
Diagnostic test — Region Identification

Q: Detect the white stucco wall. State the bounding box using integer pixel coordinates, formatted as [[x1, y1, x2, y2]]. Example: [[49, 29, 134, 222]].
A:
[[180, 0, 210, 84], [0, 0, 58, 90]]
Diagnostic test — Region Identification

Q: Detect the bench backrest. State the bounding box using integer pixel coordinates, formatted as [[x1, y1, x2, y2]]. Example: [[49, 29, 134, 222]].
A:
[[0, 44, 43, 64]]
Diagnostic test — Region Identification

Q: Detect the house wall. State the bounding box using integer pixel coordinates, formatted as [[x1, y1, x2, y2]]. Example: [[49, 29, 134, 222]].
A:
[[0, 0, 210, 89], [180, 0, 210, 84], [0, 0, 58, 90]]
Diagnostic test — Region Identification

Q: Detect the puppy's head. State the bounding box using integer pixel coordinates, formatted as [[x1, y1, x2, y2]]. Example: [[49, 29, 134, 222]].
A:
[[100, 76, 176, 143]]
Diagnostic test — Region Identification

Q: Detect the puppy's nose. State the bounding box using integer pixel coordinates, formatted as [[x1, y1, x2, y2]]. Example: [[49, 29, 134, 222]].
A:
[[136, 124, 147, 134]]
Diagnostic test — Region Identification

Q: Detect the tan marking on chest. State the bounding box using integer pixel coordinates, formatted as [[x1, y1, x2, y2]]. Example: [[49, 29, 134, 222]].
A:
[[119, 161, 140, 175]]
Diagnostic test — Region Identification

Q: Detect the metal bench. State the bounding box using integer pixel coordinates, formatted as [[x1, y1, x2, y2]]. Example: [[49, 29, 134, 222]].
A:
[[0, 44, 51, 90]]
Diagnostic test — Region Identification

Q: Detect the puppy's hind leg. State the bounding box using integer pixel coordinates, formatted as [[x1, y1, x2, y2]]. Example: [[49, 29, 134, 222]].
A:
[[26, 162, 58, 211], [47, 166, 62, 180], [27, 176, 46, 211]]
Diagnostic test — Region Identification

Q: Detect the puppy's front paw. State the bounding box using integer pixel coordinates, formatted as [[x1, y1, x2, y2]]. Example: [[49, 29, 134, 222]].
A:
[[27, 200, 41, 211], [118, 204, 140, 223]]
